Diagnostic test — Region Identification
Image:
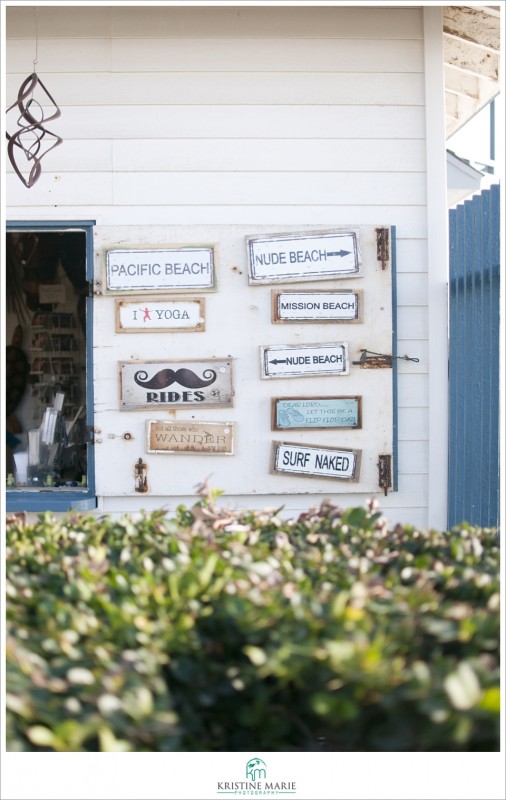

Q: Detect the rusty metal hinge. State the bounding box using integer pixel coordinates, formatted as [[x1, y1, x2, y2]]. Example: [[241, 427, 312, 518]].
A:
[[87, 279, 102, 296], [376, 227, 390, 270], [378, 455, 392, 496], [86, 426, 102, 445]]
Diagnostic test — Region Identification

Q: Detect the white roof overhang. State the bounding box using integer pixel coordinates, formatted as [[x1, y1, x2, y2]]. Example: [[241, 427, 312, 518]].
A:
[[444, 5, 501, 137]]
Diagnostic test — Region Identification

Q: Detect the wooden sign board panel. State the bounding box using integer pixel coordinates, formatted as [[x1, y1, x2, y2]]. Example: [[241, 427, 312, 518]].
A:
[[115, 297, 205, 332], [261, 342, 349, 379], [271, 442, 361, 481], [247, 229, 361, 285], [146, 420, 235, 454], [272, 396, 362, 430], [105, 246, 216, 293], [272, 290, 361, 323], [119, 359, 234, 409]]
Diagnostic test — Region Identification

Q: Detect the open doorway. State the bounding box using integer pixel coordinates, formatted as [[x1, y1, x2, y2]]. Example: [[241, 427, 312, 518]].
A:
[[5, 229, 90, 494]]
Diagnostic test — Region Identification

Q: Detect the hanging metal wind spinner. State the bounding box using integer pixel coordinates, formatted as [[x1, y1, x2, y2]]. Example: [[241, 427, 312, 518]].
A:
[[6, 72, 63, 188]]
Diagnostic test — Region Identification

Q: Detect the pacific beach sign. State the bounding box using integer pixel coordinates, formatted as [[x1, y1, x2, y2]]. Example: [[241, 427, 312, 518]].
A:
[[105, 246, 216, 292]]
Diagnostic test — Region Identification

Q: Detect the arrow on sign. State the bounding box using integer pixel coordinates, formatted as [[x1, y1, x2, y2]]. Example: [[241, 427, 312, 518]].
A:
[[326, 250, 351, 257], [269, 358, 288, 365]]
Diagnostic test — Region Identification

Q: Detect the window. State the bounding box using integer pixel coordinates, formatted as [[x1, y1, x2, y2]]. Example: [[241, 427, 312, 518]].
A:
[[5, 222, 96, 511]]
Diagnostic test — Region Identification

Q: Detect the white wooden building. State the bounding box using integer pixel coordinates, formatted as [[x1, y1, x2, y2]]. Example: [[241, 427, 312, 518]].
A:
[[3, 4, 501, 530]]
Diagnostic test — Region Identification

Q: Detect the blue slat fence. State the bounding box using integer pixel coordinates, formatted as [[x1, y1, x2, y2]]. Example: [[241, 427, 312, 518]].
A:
[[448, 184, 500, 529]]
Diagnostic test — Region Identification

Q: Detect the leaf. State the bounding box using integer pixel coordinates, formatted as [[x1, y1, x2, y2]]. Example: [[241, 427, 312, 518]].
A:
[[444, 662, 482, 710], [244, 646, 268, 666], [478, 687, 500, 714], [198, 553, 219, 588], [66, 667, 95, 685], [98, 727, 132, 752], [27, 726, 55, 747]]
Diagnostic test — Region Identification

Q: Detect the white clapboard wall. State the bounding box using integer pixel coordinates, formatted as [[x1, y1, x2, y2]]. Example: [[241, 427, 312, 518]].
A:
[[6, 6, 433, 526]]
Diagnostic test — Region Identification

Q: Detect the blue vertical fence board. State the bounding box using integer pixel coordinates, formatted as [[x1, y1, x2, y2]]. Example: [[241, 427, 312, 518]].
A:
[[448, 208, 458, 525], [489, 185, 500, 522], [480, 188, 492, 522], [448, 186, 500, 528]]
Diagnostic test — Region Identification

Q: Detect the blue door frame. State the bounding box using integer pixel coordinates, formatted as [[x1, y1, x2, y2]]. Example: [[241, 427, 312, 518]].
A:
[[448, 185, 500, 529], [6, 220, 97, 512]]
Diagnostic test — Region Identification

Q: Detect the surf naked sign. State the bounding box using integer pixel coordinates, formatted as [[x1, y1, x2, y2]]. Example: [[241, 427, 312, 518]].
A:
[[119, 359, 234, 409], [247, 229, 361, 285], [105, 246, 216, 292], [272, 290, 361, 323], [272, 442, 360, 481], [146, 421, 235, 454], [272, 396, 361, 430], [261, 342, 349, 379]]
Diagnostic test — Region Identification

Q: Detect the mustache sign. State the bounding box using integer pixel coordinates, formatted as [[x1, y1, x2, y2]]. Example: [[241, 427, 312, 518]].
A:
[[134, 367, 217, 390], [120, 359, 234, 408]]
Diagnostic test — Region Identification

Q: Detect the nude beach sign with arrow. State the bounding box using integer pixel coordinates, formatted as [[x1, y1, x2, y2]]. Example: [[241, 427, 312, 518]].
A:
[[260, 342, 349, 379], [246, 229, 361, 284]]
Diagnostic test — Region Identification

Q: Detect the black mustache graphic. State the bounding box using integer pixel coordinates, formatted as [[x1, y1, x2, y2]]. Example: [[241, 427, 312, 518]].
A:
[[134, 368, 217, 390]]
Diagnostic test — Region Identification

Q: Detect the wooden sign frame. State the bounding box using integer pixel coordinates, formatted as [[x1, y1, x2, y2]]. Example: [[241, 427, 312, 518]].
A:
[[271, 396, 362, 431], [146, 420, 235, 454], [260, 342, 349, 379], [247, 228, 361, 285], [115, 296, 205, 333], [271, 441, 361, 481], [119, 358, 234, 409], [272, 289, 362, 324], [104, 245, 217, 294]]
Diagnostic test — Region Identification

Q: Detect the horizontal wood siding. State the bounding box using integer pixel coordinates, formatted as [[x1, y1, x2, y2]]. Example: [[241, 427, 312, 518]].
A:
[[6, 6, 430, 527]]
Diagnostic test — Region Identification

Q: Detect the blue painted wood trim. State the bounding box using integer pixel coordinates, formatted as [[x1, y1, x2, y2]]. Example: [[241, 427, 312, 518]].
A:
[[7, 493, 97, 512], [391, 226, 399, 491]]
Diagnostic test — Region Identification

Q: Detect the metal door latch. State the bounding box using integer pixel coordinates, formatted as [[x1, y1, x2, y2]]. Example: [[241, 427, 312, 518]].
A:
[[353, 349, 420, 368], [134, 457, 148, 493]]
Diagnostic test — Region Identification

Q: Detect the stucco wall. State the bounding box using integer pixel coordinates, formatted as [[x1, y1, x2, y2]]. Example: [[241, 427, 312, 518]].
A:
[[6, 6, 443, 527]]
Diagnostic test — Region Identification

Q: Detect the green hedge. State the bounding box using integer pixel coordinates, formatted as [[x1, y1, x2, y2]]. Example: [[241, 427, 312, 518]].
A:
[[6, 491, 500, 752]]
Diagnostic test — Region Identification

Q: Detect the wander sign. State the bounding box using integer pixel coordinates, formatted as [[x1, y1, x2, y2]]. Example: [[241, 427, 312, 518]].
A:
[[147, 421, 235, 454]]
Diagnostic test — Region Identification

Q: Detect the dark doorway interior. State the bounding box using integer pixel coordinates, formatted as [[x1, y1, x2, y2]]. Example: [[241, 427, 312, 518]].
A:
[[5, 230, 89, 490]]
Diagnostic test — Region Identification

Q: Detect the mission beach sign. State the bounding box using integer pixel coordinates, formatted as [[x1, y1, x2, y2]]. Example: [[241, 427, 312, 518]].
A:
[[261, 342, 349, 379], [247, 229, 361, 284], [105, 246, 216, 292], [272, 290, 361, 323]]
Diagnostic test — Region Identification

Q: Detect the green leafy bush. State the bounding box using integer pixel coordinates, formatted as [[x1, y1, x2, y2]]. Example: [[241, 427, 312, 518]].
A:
[[6, 491, 500, 752]]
